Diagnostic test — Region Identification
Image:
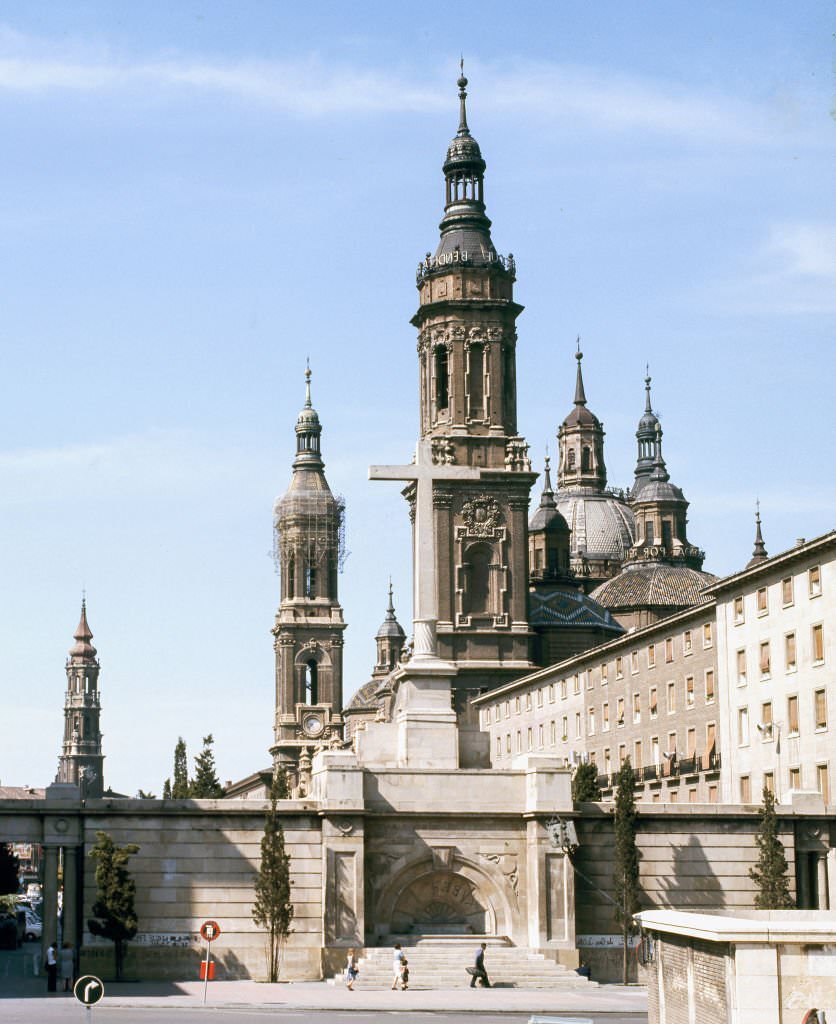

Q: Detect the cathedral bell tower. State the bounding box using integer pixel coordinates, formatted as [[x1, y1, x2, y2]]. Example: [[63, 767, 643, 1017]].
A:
[[270, 368, 347, 772], [410, 67, 536, 689], [57, 599, 104, 797]]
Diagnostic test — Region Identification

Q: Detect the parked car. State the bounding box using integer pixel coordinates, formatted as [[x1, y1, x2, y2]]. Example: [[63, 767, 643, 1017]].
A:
[[23, 911, 42, 942]]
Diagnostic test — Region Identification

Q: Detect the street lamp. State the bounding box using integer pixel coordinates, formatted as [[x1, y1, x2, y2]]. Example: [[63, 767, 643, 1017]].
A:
[[756, 720, 782, 802]]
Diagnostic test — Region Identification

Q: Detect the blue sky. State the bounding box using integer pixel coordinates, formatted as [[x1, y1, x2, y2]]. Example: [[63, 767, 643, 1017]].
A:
[[1, 2, 833, 795]]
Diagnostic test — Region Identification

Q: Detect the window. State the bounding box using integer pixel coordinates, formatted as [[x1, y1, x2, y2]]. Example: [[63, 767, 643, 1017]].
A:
[[740, 775, 751, 803], [562, 716, 568, 741], [467, 342, 485, 419], [817, 764, 829, 804], [588, 707, 596, 735], [813, 623, 824, 664], [651, 736, 660, 764], [667, 681, 676, 714], [527, 727, 533, 751], [633, 693, 641, 724], [761, 700, 773, 737], [548, 683, 555, 703], [536, 688, 543, 708], [504, 700, 510, 719], [757, 587, 768, 615], [763, 771, 774, 795], [550, 720, 556, 746], [603, 748, 611, 773], [601, 663, 608, 685], [560, 678, 567, 700], [631, 651, 639, 674], [708, 784, 718, 803], [669, 790, 679, 803], [602, 701, 610, 731], [634, 740, 643, 768], [496, 736, 502, 759], [785, 632, 797, 672], [809, 565, 822, 598], [434, 346, 449, 411], [705, 669, 715, 703], [667, 731, 678, 759], [584, 671, 592, 691], [703, 622, 713, 648], [575, 712, 582, 739], [705, 722, 716, 760], [733, 596, 745, 624], [815, 689, 827, 730], [515, 730, 521, 753], [647, 643, 656, 668], [737, 649, 747, 685], [304, 660, 318, 704], [505, 733, 511, 753], [686, 675, 695, 708], [615, 657, 624, 679], [665, 638, 674, 663], [618, 743, 626, 764], [787, 695, 799, 735], [687, 727, 696, 757], [738, 706, 749, 745], [683, 630, 693, 655], [525, 692, 532, 711], [688, 788, 698, 804], [494, 705, 500, 723], [789, 767, 801, 791], [616, 697, 625, 726], [759, 641, 771, 678], [515, 697, 520, 715], [538, 724, 544, 749], [782, 576, 794, 606], [572, 673, 581, 695], [649, 687, 658, 719]]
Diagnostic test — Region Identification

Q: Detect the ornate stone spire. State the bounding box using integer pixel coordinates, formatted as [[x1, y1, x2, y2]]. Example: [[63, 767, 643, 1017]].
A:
[[69, 597, 97, 662], [557, 346, 607, 492], [632, 367, 661, 496], [374, 579, 406, 674], [457, 58, 469, 135], [574, 340, 587, 407], [650, 422, 670, 482], [293, 363, 324, 471], [747, 501, 768, 568]]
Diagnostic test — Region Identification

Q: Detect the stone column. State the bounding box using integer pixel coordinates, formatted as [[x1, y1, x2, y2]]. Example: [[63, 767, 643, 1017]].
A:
[[62, 846, 79, 947], [797, 851, 810, 909], [817, 854, 829, 910], [827, 848, 836, 910], [42, 846, 60, 950]]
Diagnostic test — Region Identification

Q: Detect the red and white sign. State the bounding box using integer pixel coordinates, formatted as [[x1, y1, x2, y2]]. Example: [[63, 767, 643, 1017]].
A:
[[200, 920, 221, 942]]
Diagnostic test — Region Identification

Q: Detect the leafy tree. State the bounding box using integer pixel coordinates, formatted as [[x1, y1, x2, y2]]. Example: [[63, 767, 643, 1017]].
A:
[[190, 734, 225, 798], [88, 831, 140, 981], [0, 844, 20, 895], [252, 772, 294, 982], [613, 758, 641, 985], [162, 779, 172, 800], [171, 737, 190, 799], [135, 789, 156, 799], [749, 786, 793, 909], [572, 761, 602, 803]]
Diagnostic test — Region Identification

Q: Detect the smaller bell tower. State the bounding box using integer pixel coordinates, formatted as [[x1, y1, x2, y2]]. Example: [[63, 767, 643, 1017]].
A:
[[270, 368, 347, 772], [56, 598, 104, 797]]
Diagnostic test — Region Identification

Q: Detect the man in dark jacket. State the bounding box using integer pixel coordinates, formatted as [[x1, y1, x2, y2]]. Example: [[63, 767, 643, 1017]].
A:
[[470, 942, 491, 988]]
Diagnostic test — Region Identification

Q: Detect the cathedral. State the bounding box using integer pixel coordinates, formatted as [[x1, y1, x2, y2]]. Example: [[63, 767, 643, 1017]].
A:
[[262, 67, 715, 785]]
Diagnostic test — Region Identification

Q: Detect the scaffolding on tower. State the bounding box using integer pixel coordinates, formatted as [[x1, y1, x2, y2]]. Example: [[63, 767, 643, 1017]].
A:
[[272, 489, 348, 576]]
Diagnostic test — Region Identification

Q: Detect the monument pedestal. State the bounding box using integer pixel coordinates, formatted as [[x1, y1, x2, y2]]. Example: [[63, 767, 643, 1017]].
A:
[[391, 654, 459, 770]]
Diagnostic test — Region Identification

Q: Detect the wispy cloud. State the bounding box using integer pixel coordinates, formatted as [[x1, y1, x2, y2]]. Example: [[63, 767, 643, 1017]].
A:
[[0, 430, 271, 504], [705, 222, 836, 315], [0, 27, 791, 142]]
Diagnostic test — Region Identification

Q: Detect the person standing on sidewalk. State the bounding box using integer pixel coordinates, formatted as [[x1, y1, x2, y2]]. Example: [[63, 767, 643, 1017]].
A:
[[391, 943, 404, 990], [45, 942, 58, 992], [344, 948, 358, 991], [60, 942, 74, 992], [470, 942, 491, 988]]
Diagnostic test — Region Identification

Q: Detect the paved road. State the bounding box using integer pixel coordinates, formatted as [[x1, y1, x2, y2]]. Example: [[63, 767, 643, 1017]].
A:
[[1, 1010, 646, 1024]]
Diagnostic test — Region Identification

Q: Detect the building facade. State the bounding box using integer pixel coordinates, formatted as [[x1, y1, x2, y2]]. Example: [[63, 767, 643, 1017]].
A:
[[715, 530, 835, 806]]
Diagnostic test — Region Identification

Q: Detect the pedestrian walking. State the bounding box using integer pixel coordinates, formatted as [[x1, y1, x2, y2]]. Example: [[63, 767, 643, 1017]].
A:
[[344, 947, 358, 990], [391, 942, 404, 990], [469, 942, 491, 988], [45, 942, 58, 992], [60, 942, 74, 991], [400, 956, 409, 989]]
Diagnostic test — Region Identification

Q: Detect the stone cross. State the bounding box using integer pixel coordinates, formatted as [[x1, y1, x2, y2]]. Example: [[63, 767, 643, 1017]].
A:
[[369, 439, 481, 659]]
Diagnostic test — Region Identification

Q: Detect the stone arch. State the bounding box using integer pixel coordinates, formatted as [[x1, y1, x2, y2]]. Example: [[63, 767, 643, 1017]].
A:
[[373, 854, 513, 938]]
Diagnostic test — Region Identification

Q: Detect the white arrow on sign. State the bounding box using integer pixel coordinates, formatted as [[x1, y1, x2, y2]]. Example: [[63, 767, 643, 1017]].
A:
[[84, 980, 101, 1002]]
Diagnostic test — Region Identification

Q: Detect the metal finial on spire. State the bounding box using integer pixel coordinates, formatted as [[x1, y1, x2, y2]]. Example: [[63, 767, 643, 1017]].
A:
[[304, 360, 312, 408], [457, 58, 469, 136], [574, 341, 587, 406], [750, 500, 768, 563], [386, 578, 396, 619], [542, 454, 553, 494], [644, 368, 653, 414]]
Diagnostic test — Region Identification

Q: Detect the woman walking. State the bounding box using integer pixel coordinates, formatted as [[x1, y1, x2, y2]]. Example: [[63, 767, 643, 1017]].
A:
[[391, 943, 404, 990], [60, 942, 74, 992], [344, 948, 358, 991]]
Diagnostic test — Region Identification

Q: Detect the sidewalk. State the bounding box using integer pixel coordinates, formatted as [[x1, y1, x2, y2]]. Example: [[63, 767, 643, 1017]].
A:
[[2, 976, 648, 1015]]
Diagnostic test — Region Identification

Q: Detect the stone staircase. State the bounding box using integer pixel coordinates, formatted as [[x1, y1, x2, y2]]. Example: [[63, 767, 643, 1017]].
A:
[[327, 937, 595, 990]]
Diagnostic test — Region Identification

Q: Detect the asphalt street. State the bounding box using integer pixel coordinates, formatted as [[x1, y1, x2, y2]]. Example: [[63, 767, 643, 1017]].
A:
[[1, 1010, 647, 1024]]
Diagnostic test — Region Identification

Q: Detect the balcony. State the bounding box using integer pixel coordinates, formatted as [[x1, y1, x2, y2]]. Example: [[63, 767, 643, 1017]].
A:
[[596, 751, 721, 792]]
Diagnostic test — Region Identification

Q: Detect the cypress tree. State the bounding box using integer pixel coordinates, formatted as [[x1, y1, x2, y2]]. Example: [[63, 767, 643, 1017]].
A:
[[749, 786, 793, 909], [88, 831, 140, 981], [572, 761, 602, 803], [162, 779, 172, 800], [613, 757, 641, 985], [171, 737, 190, 798], [191, 734, 225, 798], [252, 772, 294, 982]]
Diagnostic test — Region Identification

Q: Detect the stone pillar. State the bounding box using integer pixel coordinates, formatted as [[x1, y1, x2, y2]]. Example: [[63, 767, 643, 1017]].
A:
[[817, 853, 829, 910], [797, 850, 810, 909], [42, 846, 60, 950], [62, 846, 79, 948], [827, 848, 836, 910]]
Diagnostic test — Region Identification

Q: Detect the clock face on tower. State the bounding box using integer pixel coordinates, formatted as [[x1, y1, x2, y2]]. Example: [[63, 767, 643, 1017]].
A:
[[302, 715, 324, 737]]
